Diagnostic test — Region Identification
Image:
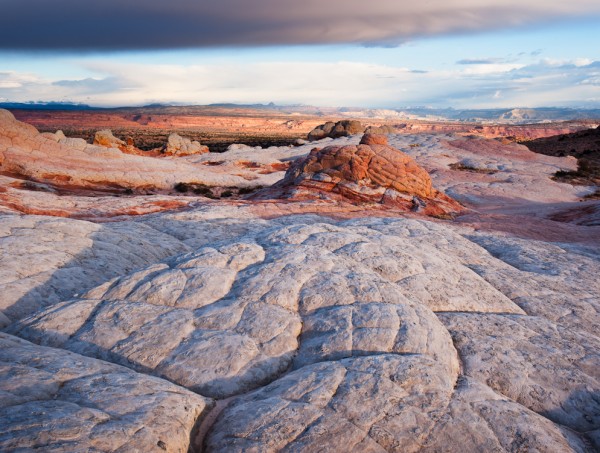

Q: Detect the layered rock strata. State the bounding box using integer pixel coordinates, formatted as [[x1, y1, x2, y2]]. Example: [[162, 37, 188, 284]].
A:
[[0, 109, 281, 193]]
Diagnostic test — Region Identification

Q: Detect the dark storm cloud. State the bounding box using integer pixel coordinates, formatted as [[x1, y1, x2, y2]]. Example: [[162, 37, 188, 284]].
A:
[[1, 0, 599, 50]]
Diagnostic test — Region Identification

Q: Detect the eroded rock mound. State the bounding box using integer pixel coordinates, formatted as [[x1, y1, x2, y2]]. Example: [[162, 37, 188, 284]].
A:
[[307, 120, 364, 141], [40, 130, 66, 142], [94, 129, 126, 149], [264, 134, 462, 216], [365, 124, 397, 135], [93, 129, 148, 156], [163, 133, 209, 156], [12, 221, 470, 399]]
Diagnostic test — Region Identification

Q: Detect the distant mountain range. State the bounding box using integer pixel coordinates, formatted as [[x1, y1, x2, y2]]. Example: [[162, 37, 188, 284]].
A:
[[2, 102, 600, 124], [0, 102, 95, 111]]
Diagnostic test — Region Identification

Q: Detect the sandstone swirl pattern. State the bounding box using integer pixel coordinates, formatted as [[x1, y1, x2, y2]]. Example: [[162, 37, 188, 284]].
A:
[[6, 214, 597, 451], [0, 332, 210, 452]]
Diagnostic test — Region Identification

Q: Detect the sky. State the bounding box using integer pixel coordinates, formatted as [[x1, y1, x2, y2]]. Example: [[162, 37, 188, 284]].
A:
[[1, 0, 599, 109]]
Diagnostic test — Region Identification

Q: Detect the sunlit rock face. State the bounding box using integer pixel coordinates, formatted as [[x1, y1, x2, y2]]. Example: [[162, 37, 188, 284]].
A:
[[259, 134, 463, 216], [162, 133, 209, 156]]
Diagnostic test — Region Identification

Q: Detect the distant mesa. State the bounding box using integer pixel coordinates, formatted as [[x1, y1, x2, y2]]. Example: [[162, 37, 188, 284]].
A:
[[258, 133, 462, 216], [0, 101, 93, 110], [500, 108, 536, 121]]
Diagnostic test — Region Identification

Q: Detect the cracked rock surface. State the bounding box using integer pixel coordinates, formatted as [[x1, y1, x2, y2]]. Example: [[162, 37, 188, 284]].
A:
[[0, 332, 211, 453], [2, 208, 598, 451]]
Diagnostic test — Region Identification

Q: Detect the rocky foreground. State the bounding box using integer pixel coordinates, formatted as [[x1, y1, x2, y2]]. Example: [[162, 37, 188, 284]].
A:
[[0, 110, 599, 452]]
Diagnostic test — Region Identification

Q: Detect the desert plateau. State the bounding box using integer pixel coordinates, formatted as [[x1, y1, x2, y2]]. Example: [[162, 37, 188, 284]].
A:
[[2, 0, 600, 452], [0, 104, 599, 451]]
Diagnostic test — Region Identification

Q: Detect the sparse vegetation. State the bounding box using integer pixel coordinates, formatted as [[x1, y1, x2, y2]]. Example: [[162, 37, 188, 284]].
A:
[[449, 163, 498, 174], [238, 186, 263, 195], [37, 126, 304, 153], [174, 182, 216, 198], [553, 159, 600, 185], [192, 185, 213, 196], [173, 183, 264, 199], [174, 182, 190, 193], [522, 127, 600, 185], [430, 212, 456, 220]]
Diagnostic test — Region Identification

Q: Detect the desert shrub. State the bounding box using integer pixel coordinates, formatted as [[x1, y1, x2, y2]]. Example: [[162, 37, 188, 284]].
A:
[[578, 160, 592, 173], [554, 169, 574, 178], [430, 212, 456, 220], [553, 158, 600, 184], [192, 185, 212, 196], [239, 186, 263, 195], [174, 182, 218, 197], [449, 163, 497, 174], [174, 182, 190, 193]]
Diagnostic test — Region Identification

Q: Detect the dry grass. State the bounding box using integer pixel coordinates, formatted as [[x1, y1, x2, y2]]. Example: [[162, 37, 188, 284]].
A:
[[449, 163, 498, 174]]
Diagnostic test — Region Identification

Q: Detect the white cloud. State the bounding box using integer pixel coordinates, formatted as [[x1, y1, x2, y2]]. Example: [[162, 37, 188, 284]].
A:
[[1, 59, 599, 108], [460, 63, 525, 75], [0, 71, 42, 88], [0, 81, 22, 89]]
